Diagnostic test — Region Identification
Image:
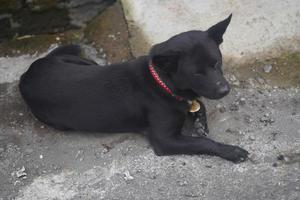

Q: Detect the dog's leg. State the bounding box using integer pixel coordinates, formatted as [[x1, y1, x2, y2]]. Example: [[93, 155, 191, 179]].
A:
[[148, 112, 248, 163]]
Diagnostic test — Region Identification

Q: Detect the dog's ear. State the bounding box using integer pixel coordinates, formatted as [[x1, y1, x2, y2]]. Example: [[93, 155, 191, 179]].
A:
[[151, 48, 180, 73], [207, 14, 232, 45]]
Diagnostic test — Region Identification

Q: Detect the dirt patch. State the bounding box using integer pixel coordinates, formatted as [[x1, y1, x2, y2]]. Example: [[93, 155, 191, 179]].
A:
[[84, 1, 132, 63], [225, 52, 300, 89], [0, 1, 132, 63], [121, 0, 152, 57], [0, 30, 83, 56]]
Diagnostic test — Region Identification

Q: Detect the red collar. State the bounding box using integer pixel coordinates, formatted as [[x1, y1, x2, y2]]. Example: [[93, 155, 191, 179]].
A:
[[149, 61, 184, 101]]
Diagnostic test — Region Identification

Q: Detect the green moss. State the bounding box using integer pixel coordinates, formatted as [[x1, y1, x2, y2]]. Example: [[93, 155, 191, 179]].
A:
[[227, 52, 300, 88], [0, 29, 83, 56]]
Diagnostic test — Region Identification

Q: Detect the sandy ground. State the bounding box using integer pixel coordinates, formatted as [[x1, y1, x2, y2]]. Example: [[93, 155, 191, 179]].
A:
[[0, 46, 299, 199]]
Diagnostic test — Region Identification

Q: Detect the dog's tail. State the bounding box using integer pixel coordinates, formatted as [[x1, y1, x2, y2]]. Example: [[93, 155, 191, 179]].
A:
[[47, 44, 81, 57]]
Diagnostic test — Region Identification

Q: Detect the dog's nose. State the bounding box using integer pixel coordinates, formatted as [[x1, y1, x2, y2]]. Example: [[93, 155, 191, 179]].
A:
[[217, 84, 230, 96]]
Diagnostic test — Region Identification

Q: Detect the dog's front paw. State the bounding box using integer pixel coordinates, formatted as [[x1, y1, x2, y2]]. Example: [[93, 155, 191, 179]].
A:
[[219, 145, 249, 163]]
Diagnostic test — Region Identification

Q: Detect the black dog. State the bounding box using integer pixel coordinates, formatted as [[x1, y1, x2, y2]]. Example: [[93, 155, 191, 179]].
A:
[[19, 14, 249, 163]]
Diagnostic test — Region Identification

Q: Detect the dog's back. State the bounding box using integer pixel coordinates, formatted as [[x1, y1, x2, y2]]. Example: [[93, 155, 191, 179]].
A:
[[19, 45, 148, 132]]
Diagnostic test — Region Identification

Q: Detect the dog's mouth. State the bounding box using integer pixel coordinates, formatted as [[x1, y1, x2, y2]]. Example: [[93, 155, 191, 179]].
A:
[[191, 87, 230, 100]]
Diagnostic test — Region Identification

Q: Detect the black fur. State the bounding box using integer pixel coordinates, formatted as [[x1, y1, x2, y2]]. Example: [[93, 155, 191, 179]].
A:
[[19, 14, 249, 163]]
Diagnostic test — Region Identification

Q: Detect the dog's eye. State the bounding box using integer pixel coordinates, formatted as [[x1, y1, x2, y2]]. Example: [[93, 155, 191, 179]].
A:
[[214, 61, 219, 69], [194, 69, 206, 76]]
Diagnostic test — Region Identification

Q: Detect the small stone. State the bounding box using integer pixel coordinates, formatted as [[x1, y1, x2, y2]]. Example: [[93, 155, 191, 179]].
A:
[[225, 128, 238, 134], [271, 132, 280, 140], [229, 103, 239, 111], [248, 78, 256, 87], [40, 125, 45, 129], [16, 166, 27, 178], [216, 104, 226, 113], [149, 172, 158, 179], [108, 34, 117, 40], [259, 117, 266, 122], [283, 156, 290, 163], [216, 104, 222, 109], [239, 97, 246, 105], [263, 64, 272, 73], [259, 113, 275, 125], [102, 148, 109, 154], [232, 80, 240, 86], [248, 154, 260, 164], [225, 128, 234, 133], [238, 130, 245, 136], [184, 192, 200, 198], [123, 171, 134, 181], [102, 144, 112, 154], [75, 150, 83, 159], [14, 180, 22, 186], [256, 77, 265, 84], [39, 154, 43, 159], [24, 148, 33, 155], [19, 113, 24, 116], [249, 136, 255, 141], [277, 154, 285, 161], [244, 115, 253, 124], [272, 163, 278, 167], [229, 75, 237, 82], [178, 180, 188, 186], [219, 106, 226, 113]]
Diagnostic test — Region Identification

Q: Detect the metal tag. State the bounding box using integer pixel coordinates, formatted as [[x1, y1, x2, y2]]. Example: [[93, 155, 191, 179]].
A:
[[189, 100, 201, 113]]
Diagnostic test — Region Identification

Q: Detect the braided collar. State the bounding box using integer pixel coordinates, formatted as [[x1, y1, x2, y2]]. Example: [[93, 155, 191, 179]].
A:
[[148, 61, 184, 101]]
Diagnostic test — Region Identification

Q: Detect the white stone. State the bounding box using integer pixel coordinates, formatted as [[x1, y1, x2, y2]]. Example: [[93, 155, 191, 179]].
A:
[[122, 0, 300, 63], [123, 170, 134, 181], [263, 65, 273, 73]]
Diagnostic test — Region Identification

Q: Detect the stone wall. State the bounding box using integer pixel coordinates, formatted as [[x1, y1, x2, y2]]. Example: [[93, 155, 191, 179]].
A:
[[0, 0, 115, 42]]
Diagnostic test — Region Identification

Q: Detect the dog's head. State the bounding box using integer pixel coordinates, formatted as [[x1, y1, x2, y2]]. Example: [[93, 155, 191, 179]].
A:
[[150, 14, 232, 100]]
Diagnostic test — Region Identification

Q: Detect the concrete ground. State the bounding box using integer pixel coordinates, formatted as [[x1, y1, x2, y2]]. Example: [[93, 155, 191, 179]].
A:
[[1, 1, 300, 200]]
